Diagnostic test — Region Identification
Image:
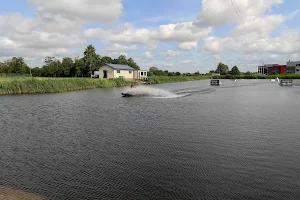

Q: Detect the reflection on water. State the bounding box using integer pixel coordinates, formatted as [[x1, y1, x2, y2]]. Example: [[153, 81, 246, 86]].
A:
[[1, 79, 300, 199]]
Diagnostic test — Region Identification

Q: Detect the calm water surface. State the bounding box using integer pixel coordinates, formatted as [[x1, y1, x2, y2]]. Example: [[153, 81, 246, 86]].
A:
[[1, 79, 300, 199]]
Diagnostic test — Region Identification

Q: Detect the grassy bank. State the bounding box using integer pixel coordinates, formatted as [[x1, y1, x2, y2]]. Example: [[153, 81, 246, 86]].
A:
[[0, 77, 137, 95], [2, 73, 300, 95], [212, 74, 300, 79], [146, 75, 211, 84]]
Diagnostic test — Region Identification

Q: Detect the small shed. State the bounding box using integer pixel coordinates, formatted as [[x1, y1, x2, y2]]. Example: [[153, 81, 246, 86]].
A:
[[133, 70, 148, 80]]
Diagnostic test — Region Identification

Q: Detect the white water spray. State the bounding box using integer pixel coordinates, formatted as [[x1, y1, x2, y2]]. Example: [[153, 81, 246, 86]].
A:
[[122, 86, 189, 98]]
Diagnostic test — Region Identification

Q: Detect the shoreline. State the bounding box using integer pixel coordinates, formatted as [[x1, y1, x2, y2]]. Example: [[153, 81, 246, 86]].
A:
[[0, 76, 212, 96], [0, 77, 140, 96], [1, 75, 300, 95]]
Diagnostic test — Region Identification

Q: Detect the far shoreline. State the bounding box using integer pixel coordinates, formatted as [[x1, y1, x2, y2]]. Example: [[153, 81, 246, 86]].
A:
[[1, 74, 300, 96]]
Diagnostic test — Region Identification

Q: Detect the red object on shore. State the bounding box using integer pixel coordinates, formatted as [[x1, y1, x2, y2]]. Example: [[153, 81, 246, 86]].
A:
[[279, 65, 285, 74]]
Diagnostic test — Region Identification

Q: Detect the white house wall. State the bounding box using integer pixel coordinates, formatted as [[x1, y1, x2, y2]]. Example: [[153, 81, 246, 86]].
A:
[[133, 70, 148, 79], [98, 65, 114, 79], [114, 69, 134, 80], [98, 65, 147, 80]]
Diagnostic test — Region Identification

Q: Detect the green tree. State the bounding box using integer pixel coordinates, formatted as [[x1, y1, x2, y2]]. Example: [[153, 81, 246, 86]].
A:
[[44, 56, 55, 65], [127, 57, 140, 70], [230, 66, 240, 75], [50, 60, 62, 77], [149, 66, 159, 72], [0, 61, 10, 73], [74, 57, 85, 77], [93, 54, 103, 72], [9, 57, 28, 74], [101, 56, 113, 64], [168, 72, 174, 76], [61, 57, 73, 76], [83, 44, 101, 76], [31, 67, 42, 77], [42, 56, 61, 77], [112, 58, 118, 64], [244, 71, 251, 75], [117, 55, 128, 65], [215, 62, 229, 75]]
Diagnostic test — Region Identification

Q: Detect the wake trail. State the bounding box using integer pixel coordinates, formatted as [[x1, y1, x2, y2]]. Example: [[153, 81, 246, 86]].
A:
[[122, 86, 215, 98]]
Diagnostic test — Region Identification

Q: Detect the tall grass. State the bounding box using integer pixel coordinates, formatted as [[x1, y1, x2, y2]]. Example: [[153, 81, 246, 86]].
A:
[[147, 75, 211, 84], [0, 77, 135, 95]]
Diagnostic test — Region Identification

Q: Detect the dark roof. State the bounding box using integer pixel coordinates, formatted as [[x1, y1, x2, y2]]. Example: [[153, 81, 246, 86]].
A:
[[105, 63, 135, 70], [264, 64, 279, 67]]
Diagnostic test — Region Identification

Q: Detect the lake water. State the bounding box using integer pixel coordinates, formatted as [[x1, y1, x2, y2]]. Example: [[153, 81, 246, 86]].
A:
[[1, 79, 300, 200]]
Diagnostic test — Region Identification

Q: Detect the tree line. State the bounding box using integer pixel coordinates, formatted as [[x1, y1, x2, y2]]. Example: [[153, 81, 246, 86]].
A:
[[0, 45, 140, 77], [148, 63, 252, 77], [1, 45, 253, 78], [209, 62, 254, 75], [148, 66, 203, 76], [0, 57, 31, 74]]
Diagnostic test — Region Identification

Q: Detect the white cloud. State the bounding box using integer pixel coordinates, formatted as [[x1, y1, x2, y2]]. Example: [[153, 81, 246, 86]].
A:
[[84, 23, 150, 43], [194, 0, 284, 27], [28, 0, 123, 22], [143, 51, 153, 58], [0, 0, 126, 63], [179, 60, 193, 64], [106, 52, 128, 59], [144, 42, 158, 51], [0, 13, 35, 34], [151, 22, 212, 42], [10, 31, 85, 49], [202, 37, 223, 54], [202, 29, 300, 54], [162, 50, 180, 61], [34, 12, 84, 33], [0, 37, 18, 50], [0, 11, 85, 62], [85, 22, 212, 44], [177, 41, 198, 50], [198, 0, 300, 57], [162, 50, 179, 57], [230, 14, 286, 37], [104, 43, 138, 51]]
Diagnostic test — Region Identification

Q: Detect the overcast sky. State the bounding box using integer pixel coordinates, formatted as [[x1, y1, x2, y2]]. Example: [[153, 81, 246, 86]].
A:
[[1, 0, 299, 72]]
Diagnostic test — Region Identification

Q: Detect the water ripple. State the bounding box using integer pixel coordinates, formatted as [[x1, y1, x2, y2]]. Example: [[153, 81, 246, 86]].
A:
[[1, 80, 300, 199]]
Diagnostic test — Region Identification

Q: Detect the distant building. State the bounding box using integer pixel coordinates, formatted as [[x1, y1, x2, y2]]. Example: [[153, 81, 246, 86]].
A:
[[93, 63, 148, 80], [258, 64, 286, 75], [286, 61, 300, 74], [133, 70, 148, 80], [97, 64, 135, 80]]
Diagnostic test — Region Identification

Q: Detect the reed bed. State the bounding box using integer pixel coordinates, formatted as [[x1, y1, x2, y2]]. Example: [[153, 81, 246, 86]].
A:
[[0, 77, 134, 95]]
